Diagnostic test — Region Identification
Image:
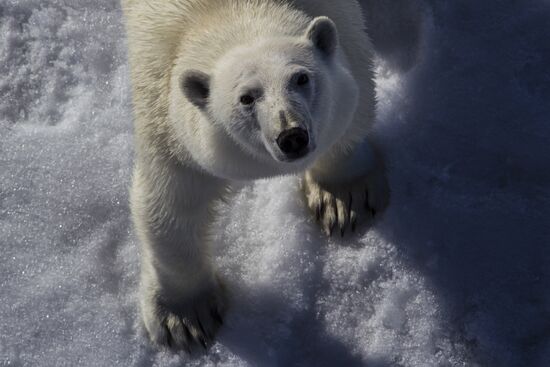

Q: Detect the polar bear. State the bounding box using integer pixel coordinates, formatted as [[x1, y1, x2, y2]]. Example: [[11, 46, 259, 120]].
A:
[[123, 0, 389, 352]]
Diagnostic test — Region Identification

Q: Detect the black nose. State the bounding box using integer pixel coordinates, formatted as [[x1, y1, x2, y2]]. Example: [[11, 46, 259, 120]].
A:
[[276, 127, 309, 159]]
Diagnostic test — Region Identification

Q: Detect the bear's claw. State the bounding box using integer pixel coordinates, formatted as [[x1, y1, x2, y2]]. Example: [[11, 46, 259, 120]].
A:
[[142, 278, 226, 354], [303, 170, 389, 237]]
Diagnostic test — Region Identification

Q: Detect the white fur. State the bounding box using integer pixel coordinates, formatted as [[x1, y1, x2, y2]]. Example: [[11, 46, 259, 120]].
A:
[[123, 0, 387, 351]]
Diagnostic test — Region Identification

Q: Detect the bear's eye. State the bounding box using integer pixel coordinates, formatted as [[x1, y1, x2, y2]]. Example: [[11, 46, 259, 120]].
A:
[[296, 73, 309, 86], [240, 95, 255, 106]]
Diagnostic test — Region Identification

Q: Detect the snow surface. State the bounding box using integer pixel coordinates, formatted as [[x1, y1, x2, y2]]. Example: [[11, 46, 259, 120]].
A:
[[1, 1, 549, 366]]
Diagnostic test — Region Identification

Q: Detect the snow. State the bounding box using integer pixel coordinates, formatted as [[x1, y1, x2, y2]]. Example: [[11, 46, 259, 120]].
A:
[[1, 1, 549, 366]]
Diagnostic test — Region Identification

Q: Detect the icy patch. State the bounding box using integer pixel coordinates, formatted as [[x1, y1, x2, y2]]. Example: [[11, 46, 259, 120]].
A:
[[0, 1, 121, 126]]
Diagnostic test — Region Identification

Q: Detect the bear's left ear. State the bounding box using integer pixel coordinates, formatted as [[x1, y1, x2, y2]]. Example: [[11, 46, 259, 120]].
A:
[[180, 70, 210, 110], [305, 16, 339, 57]]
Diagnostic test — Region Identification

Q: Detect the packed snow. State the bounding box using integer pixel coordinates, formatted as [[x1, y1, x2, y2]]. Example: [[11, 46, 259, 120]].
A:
[[1, 1, 549, 366]]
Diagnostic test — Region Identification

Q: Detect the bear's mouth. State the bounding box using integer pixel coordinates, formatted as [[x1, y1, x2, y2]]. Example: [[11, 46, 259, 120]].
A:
[[276, 147, 310, 162]]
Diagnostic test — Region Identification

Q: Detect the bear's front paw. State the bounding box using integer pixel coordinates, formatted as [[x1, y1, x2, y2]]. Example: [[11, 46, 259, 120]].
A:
[[141, 278, 226, 353], [303, 170, 389, 236]]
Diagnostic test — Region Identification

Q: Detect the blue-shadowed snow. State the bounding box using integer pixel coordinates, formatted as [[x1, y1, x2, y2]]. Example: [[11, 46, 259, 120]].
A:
[[1, 1, 549, 366]]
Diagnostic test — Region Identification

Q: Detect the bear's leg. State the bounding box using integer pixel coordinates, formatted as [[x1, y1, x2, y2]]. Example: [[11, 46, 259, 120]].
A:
[[303, 137, 390, 236], [131, 162, 227, 352]]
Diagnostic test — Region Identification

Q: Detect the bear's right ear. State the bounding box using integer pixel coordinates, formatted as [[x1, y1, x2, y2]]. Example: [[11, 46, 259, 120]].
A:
[[180, 70, 210, 110], [305, 16, 339, 57]]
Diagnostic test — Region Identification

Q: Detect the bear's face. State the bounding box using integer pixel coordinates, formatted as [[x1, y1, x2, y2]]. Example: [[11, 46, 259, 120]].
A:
[[209, 39, 320, 164], [178, 17, 359, 178]]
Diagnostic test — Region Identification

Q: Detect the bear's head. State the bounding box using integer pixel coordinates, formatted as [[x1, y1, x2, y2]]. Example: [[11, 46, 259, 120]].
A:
[[175, 17, 359, 179]]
